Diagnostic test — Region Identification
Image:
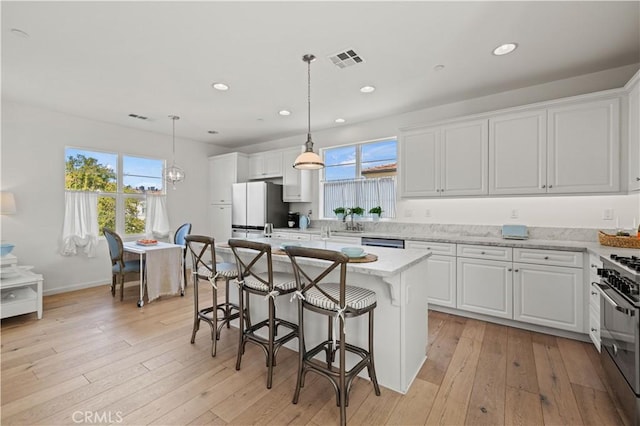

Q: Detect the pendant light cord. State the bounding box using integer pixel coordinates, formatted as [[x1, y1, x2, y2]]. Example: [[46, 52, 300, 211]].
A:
[[169, 115, 180, 161], [307, 57, 311, 137]]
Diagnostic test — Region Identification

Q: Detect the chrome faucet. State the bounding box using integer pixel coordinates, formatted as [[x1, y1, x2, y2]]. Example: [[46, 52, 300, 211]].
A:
[[345, 212, 364, 232]]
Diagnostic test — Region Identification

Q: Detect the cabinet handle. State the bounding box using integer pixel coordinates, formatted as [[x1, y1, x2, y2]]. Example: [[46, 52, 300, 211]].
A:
[[548, 185, 553, 188], [541, 184, 546, 188], [441, 189, 444, 192], [481, 251, 486, 255], [544, 256, 549, 260], [591, 264, 597, 268], [636, 177, 640, 181], [508, 268, 513, 272], [514, 269, 519, 272], [591, 328, 598, 332], [591, 291, 598, 296]]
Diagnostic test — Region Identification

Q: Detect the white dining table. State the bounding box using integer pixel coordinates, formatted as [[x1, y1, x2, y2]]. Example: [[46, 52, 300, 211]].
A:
[[123, 241, 184, 307]]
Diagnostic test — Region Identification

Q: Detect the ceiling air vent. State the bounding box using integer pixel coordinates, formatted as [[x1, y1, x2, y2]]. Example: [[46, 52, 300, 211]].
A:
[[128, 113, 149, 121], [328, 49, 364, 69]]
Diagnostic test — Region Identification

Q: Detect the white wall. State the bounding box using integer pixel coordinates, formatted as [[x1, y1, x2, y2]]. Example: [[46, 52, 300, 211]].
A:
[[1, 101, 226, 294], [237, 64, 640, 230]]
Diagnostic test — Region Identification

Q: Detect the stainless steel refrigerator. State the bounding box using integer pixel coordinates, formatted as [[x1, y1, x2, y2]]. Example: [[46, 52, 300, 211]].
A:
[[231, 182, 289, 239]]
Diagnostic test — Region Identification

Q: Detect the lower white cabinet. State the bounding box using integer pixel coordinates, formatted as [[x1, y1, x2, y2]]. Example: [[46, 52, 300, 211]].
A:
[[210, 204, 232, 243], [588, 253, 603, 351], [457, 257, 513, 319], [406, 241, 456, 308], [273, 231, 311, 241], [513, 263, 584, 333]]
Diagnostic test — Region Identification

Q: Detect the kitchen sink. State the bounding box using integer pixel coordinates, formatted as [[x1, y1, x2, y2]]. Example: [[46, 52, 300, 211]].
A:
[[333, 230, 365, 235]]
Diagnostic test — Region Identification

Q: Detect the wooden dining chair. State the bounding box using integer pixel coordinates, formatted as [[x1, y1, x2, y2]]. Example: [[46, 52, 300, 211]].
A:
[[284, 245, 380, 426], [103, 227, 142, 301], [228, 238, 299, 389], [185, 235, 239, 357]]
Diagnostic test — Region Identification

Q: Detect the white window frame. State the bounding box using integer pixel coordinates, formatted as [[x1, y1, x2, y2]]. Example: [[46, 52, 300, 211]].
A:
[[65, 146, 165, 238], [319, 136, 397, 220]]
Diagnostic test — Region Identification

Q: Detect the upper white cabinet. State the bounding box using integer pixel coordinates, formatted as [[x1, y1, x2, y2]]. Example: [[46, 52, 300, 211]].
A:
[[628, 74, 640, 191], [547, 97, 620, 193], [400, 119, 488, 197], [489, 109, 547, 195], [249, 150, 283, 179], [282, 147, 312, 202], [209, 152, 248, 204]]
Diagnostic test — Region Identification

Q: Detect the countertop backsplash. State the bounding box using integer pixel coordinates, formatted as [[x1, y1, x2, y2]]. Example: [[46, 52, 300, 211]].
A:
[[297, 219, 609, 243]]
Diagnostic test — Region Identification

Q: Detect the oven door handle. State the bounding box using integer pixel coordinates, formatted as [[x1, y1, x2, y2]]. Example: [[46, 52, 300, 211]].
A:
[[597, 283, 636, 317]]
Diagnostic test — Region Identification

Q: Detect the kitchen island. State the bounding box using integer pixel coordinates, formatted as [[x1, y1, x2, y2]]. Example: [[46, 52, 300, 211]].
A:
[[215, 238, 431, 394]]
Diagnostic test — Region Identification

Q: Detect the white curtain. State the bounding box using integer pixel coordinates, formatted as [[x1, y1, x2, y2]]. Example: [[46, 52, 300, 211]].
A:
[[323, 176, 396, 218], [145, 194, 170, 238], [61, 191, 99, 257]]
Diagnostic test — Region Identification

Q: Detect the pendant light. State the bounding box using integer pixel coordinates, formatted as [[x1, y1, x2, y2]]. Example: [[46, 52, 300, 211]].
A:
[[164, 115, 185, 189], [293, 54, 325, 170]]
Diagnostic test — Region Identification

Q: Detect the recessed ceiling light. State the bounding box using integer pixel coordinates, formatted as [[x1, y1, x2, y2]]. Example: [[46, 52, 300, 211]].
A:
[[279, 110, 291, 116], [211, 82, 229, 91], [335, 118, 346, 123], [360, 85, 376, 93], [492, 43, 518, 56], [207, 130, 219, 135], [10, 28, 30, 39], [433, 64, 445, 71]]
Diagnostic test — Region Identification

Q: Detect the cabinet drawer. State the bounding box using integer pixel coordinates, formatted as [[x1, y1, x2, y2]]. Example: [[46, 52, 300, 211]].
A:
[[513, 248, 583, 268], [406, 241, 455, 256], [457, 244, 512, 261], [589, 309, 601, 351], [273, 232, 311, 241]]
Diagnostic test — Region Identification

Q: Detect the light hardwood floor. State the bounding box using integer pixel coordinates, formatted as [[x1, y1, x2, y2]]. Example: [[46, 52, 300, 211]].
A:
[[1, 281, 629, 425]]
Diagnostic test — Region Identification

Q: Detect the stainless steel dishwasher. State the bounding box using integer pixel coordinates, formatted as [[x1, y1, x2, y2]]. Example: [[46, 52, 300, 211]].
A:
[[361, 237, 405, 249]]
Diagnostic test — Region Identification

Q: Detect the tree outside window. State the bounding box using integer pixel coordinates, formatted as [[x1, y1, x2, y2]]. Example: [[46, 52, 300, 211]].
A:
[[65, 148, 163, 235]]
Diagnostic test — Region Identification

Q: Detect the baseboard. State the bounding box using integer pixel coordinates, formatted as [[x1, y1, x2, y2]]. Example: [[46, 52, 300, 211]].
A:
[[429, 305, 590, 343], [43, 279, 109, 296]]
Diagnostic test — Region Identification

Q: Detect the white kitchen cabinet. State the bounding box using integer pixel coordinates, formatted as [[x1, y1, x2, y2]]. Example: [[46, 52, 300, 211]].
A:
[[588, 253, 603, 351], [209, 152, 248, 204], [513, 262, 584, 333], [210, 204, 232, 244], [400, 126, 440, 197], [282, 147, 312, 202], [441, 120, 488, 196], [406, 241, 456, 308], [547, 97, 620, 193], [400, 119, 488, 197], [489, 109, 547, 195], [273, 231, 312, 241], [249, 150, 283, 179], [627, 73, 640, 191], [457, 257, 513, 319]]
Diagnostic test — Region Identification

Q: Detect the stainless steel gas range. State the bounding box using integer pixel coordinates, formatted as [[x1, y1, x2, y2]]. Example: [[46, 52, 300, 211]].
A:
[[597, 253, 640, 425]]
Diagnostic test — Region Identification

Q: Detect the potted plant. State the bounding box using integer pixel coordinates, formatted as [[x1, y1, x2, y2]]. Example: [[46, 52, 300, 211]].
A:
[[349, 206, 364, 220], [333, 207, 346, 220], [369, 206, 383, 220]]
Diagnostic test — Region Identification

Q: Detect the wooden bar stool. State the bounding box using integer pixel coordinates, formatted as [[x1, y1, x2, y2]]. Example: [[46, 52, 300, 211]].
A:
[[284, 245, 380, 426], [228, 238, 299, 389], [185, 235, 239, 357]]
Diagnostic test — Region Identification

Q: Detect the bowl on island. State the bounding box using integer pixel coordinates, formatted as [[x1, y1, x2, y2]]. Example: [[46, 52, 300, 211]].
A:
[[341, 247, 365, 258]]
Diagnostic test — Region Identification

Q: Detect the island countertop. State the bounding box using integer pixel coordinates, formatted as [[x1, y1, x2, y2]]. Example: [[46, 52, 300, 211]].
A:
[[216, 237, 431, 279]]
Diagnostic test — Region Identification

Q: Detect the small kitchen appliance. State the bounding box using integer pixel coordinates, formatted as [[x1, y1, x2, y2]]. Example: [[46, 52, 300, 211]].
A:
[[597, 253, 640, 424], [287, 212, 300, 228], [501, 224, 528, 240]]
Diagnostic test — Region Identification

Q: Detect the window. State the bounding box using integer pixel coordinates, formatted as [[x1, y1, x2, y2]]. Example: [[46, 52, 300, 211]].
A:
[[322, 138, 397, 218], [65, 148, 164, 235]]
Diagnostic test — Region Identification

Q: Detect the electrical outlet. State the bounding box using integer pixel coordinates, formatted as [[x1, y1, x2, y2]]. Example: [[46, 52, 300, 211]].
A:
[[603, 209, 614, 220], [404, 209, 413, 218], [510, 209, 519, 219], [424, 209, 431, 218]]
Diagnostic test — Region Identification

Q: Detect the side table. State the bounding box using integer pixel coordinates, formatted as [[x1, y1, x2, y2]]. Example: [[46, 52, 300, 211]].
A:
[[1, 255, 43, 320]]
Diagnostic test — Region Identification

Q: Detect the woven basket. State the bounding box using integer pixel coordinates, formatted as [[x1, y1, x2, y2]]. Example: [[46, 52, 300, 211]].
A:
[[598, 231, 640, 249]]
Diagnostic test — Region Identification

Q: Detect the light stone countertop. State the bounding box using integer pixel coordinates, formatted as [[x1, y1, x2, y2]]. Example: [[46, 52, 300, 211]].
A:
[[273, 227, 640, 260], [217, 238, 431, 279]]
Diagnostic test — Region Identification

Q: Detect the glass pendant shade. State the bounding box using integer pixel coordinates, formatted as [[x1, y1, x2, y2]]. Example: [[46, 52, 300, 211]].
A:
[[293, 54, 324, 170], [164, 115, 185, 189]]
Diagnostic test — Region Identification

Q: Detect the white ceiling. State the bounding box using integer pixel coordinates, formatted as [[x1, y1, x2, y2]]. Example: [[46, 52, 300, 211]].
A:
[[2, 1, 639, 148]]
